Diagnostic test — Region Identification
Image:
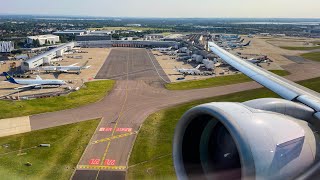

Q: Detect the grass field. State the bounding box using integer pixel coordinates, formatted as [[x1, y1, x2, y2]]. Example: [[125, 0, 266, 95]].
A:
[[0, 118, 100, 180], [280, 46, 320, 50], [301, 52, 320, 62], [161, 32, 172, 36], [128, 77, 320, 180], [165, 70, 290, 90], [0, 80, 115, 119]]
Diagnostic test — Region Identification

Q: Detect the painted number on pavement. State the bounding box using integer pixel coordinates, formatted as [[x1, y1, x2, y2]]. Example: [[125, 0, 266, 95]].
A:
[[89, 159, 100, 165], [116, 128, 132, 132], [104, 159, 116, 166], [99, 127, 113, 132]]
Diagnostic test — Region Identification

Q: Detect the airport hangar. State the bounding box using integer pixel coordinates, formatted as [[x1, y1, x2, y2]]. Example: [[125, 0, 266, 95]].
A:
[[20, 40, 179, 71]]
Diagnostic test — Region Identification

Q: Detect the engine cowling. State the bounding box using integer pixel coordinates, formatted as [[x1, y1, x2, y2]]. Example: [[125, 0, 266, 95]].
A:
[[173, 98, 319, 180]]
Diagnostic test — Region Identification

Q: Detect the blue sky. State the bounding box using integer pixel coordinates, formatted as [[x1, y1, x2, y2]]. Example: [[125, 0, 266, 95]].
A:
[[1, 0, 319, 18]]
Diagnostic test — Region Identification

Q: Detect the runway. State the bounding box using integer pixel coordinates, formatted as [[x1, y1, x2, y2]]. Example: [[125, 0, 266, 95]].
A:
[[95, 48, 169, 87], [71, 48, 170, 180], [28, 48, 320, 180]]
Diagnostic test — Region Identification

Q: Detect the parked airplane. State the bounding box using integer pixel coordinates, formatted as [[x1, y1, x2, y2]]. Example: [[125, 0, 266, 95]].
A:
[[177, 56, 191, 61], [163, 51, 177, 56], [221, 34, 240, 41], [246, 58, 261, 64], [35, 61, 91, 74], [227, 40, 251, 49], [225, 38, 244, 43], [175, 65, 201, 75], [3, 72, 66, 90], [153, 47, 172, 52]]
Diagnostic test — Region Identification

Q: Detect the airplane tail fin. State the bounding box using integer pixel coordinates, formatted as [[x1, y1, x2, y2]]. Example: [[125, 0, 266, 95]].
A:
[[3, 72, 17, 84], [244, 41, 251, 46], [36, 75, 42, 80], [81, 60, 89, 69], [240, 39, 244, 43]]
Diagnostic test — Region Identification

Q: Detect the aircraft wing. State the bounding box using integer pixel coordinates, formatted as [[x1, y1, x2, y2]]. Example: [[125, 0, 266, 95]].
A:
[[70, 63, 79, 66], [14, 84, 41, 90], [208, 41, 320, 118], [57, 68, 69, 73], [83, 65, 91, 69]]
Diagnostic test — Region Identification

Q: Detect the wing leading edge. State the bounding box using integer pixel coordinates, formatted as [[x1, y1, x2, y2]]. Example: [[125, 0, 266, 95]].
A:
[[208, 41, 320, 119]]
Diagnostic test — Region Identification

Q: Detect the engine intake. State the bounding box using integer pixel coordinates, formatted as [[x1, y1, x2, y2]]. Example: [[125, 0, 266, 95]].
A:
[[173, 98, 319, 180]]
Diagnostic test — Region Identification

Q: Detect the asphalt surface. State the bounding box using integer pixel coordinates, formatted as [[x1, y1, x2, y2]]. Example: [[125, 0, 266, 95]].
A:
[[95, 48, 169, 87], [283, 55, 307, 64], [29, 48, 320, 180]]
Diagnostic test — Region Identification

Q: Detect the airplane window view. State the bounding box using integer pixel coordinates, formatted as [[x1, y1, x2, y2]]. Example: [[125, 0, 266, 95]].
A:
[[1, 0, 320, 179]]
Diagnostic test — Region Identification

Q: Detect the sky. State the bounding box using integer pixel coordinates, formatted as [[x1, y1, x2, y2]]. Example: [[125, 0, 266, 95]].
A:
[[1, 0, 320, 18]]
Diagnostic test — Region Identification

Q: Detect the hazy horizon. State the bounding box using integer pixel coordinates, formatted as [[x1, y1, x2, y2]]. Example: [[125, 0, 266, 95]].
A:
[[1, 0, 320, 19]]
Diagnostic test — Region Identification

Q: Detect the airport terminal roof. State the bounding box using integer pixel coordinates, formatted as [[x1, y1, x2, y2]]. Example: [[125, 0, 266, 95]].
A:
[[24, 42, 75, 64], [27, 34, 59, 39], [53, 30, 88, 34]]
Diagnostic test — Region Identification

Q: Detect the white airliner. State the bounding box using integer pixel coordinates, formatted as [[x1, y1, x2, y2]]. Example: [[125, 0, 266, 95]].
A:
[[153, 47, 172, 52], [34, 61, 91, 74], [3, 72, 66, 90], [246, 58, 262, 64], [175, 65, 201, 75]]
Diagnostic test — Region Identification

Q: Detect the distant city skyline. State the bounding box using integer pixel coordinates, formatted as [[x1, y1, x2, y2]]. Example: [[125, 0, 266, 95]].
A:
[[1, 0, 320, 18]]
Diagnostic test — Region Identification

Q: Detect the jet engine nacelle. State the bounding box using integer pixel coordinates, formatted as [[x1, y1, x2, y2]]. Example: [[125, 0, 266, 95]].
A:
[[173, 98, 319, 180]]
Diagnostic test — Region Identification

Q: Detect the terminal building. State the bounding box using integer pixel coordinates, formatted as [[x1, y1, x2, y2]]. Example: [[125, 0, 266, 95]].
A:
[[0, 41, 14, 53], [77, 40, 179, 48], [75, 34, 112, 41], [21, 42, 75, 71], [53, 30, 89, 36], [89, 30, 113, 35], [27, 35, 60, 45], [144, 34, 164, 40]]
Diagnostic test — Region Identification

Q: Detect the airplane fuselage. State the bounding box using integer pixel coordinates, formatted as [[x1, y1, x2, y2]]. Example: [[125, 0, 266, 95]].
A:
[[14, 79, 66, 86], [42, 66, 82, 72]]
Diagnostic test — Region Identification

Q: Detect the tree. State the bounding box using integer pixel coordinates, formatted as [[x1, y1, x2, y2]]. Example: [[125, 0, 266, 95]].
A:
[[60, 35, 67, 43], [35, 39, 41, 47], [32, 39, 37, 47]]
